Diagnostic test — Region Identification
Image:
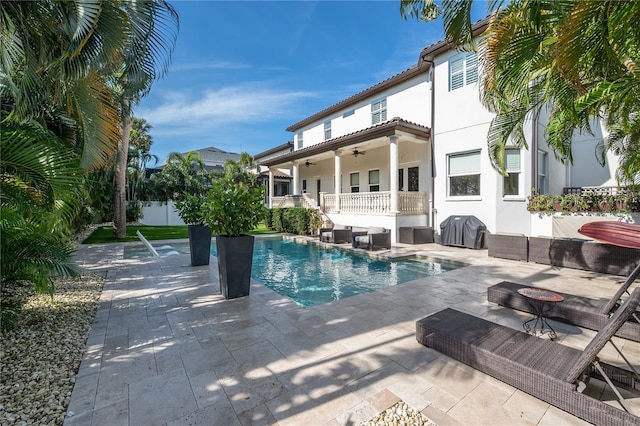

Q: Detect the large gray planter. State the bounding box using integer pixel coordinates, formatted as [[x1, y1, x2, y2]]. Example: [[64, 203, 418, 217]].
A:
[[188, 225, 212, 266], [216, 234, 254, 299]]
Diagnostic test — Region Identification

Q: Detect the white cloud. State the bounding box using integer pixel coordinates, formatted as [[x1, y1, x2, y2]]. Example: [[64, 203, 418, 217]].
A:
[[137, 83, 320, 136], [170, 61, 251, 72]]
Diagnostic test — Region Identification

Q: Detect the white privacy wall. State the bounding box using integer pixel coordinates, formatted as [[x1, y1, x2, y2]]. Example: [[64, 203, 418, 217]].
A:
[[140, 202, 185, 226]]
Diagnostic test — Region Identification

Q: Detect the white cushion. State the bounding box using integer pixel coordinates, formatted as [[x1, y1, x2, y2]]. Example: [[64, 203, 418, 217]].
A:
[[355, 235, 368, 243], [368, 227, 385, 234]]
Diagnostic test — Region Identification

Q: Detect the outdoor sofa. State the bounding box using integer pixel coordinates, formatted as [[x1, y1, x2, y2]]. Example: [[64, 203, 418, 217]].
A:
[[352, 227, 391, 251], [416, 288, 640, 425], [319, 225, 352, 244]]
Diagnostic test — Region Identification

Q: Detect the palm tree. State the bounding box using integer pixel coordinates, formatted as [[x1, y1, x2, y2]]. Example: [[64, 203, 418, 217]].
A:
[[0, 1, 177, 294], [148, 152, 213, 202], [110, 1, 179, 238], [1, 122, 82, 294], [400, 1, 640, 182], [127, 118, 158, 209]]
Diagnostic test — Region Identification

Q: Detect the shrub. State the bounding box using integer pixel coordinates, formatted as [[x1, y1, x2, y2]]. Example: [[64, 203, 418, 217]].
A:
[[271, 208, 284, 232], [264, 209, 273, 230], [266, 207, 316, 235], [527, 191, 640, 213]]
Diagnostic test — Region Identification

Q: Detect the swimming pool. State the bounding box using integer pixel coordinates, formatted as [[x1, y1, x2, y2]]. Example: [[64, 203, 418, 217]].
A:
[[125, 237, 463, 307], [214, 238, 462, 307]]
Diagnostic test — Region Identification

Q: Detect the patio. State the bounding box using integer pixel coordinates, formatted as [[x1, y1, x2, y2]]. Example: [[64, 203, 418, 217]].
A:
[[65, 237, 640, 425]]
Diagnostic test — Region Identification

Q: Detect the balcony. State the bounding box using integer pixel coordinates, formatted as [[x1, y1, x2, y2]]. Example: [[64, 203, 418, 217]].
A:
[[322, 191, 427, 216]]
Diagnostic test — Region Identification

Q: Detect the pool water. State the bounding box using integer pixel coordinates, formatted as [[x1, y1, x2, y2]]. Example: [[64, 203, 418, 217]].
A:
[[124, 238, 462, 307], [213, 238, 462, 307]]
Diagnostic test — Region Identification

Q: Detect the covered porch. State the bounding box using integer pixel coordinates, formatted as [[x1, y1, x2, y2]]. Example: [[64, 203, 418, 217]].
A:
[[260, 118, 432, 243]]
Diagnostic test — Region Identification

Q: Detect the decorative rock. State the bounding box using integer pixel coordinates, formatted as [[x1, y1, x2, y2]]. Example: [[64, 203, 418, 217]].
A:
[[361, 400, 438, 426], [0, 274, 105, 426]]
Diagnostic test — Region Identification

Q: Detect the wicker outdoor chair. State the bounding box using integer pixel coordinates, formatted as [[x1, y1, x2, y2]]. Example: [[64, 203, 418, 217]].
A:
[[416, 288, 640, 426], [352, 227, 391, 251], [319, 225, 352, 244]]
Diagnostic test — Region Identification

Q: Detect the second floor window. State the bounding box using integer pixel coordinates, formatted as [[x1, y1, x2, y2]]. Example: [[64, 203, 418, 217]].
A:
[[448, 151, 480, 196], [449, 52, 478, 91], [371, 97, 387, 125], [324, 120, 331, 140], [296, 132, 303, 149]]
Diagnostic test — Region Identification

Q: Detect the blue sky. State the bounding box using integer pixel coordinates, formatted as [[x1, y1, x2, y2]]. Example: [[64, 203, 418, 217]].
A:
[[137, 0, 487, 164]]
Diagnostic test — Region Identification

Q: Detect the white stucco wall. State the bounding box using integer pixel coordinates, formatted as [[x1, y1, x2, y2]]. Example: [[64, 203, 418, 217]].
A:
[[140, 201, 185, 226], [430, 49, 497, 234], [294, 73, 430, 149], [290, 40, 623, 239]]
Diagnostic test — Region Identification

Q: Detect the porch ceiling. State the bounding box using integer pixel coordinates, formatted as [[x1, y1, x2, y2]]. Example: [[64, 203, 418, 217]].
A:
[[261, 117, 430, 168]]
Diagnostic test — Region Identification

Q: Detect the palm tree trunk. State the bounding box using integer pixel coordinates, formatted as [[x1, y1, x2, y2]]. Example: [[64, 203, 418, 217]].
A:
[[113, 100, 131, 239]]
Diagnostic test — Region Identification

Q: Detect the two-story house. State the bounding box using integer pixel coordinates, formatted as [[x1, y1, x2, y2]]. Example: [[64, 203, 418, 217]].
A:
[[259, 19, 621, 243]]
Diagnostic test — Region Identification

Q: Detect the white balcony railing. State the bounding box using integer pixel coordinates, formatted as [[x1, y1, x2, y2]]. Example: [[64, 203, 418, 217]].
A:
[[322, 191, 427, 215]]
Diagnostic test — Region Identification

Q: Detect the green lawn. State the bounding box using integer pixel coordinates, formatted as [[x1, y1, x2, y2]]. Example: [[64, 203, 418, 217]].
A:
[[82, 224, 276, 244]]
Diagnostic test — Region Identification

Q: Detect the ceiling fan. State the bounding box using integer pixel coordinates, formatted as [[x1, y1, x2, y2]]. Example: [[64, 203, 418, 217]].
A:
[[304, 160, 316, 167], [352, 147, 366, 157]]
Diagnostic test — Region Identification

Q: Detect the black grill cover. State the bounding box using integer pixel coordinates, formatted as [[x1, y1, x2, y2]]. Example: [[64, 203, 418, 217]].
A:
[[439, 215, 486, 249]]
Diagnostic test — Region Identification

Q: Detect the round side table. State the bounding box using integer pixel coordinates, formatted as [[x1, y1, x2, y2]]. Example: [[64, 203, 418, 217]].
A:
[[517, 287, 564, 339]]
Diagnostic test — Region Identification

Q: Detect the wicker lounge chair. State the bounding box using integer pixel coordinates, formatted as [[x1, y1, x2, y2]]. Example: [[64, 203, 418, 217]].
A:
[[488, 221, 640, 342], [487, 274, 640, 342], [416, 288, 640, 425]]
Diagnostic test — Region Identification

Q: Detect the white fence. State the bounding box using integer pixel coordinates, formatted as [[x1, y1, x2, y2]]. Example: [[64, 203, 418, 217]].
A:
[[140, 201, 185, 226]]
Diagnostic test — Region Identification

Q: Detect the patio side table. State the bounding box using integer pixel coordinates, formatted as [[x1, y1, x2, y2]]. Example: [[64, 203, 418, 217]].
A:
[[517, 287, 564, 340]]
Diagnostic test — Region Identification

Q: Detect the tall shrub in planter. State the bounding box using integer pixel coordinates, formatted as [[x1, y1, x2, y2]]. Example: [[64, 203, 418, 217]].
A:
[[201, 163, 267, 299], [175, 194, 211, 266]]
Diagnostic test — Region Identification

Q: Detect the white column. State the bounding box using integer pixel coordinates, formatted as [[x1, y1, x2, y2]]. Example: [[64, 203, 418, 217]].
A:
[[334, 150, 341, 213], [268, 169, 274, 208], [292, 162, 300, 195], [390, 136, 399, 214]]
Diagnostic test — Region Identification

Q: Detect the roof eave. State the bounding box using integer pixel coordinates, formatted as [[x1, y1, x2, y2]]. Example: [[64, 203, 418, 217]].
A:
[[285, 65, 427, 132], [263, 118, 430, 167]]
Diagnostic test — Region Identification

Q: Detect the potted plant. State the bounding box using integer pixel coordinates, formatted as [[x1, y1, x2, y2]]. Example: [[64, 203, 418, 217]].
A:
[[175, 194, 212, 266], [201, 175, 267, 299]]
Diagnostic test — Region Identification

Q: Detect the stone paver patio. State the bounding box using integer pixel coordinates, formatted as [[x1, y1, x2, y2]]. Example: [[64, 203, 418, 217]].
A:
[[64, 235, 640, 425]]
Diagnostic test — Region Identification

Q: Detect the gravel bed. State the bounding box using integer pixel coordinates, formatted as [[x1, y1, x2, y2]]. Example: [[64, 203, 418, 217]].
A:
[[0, 273, 105, 425], [362, 401, 438, 426]]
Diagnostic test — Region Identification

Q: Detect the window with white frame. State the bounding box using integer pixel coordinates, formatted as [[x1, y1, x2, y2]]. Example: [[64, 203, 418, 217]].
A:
[[449, 52, 478, 91], [503, 148, 521, 196], [296, 131, 303, 149], [324, 120, 331, 140], [368, 169, 380, 192], [350, 172, 360, 193], [448, 151, 481, 196], [538, 150, 548, 194], [371, 97, 387, 125]]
